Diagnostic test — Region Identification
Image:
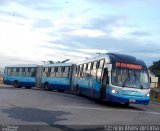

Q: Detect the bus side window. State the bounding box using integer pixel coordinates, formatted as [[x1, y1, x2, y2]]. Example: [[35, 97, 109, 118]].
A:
[[45, 67, 50, 77], [4, 67, 7, 74], [86, 63, 91, 77], [83, 64, 87, 77], [99, 59, 104, 69], [93, 61, 97, 70], [61, 67, 65, 77], [86, 63, 88, 70], [7, 68, 12, 75], [31, 67, 36, 77], [83, 64, 86, 71], [96, 61, 100, 69], [80, 64, 84, 78], [25, 67, 28, 72], [63, 66, 69, 77], [12, 67, 18, 76], [97, 59, 104, 81], [25, 67, 31, 77], [56, 67, 62, 77], [50, 67, 56, 77], [55, 67, 58, 72], [76, 66, 79, 78], [18, 67, 25, 76], [97, 69, 102, 82], [91, 61, 97, 78]]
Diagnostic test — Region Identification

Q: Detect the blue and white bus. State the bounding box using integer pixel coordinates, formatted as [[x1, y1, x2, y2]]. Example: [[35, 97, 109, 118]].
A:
[[41, 63, 75, 91], [73, 53, 150, 105], [3, 64, 42, 89], [3, 53, 150, 105]]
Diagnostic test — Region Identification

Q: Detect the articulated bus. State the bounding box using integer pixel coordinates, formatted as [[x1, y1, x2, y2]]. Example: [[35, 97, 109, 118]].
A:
[[41, 63, 74, 91], [3, 65, 42, 89], [3, 53, 150, 105], [73, 53, 150, 105]]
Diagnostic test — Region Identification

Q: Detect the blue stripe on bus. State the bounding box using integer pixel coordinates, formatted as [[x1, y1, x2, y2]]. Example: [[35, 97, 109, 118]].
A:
[[3, 75, 36, 87], [4, 80, 35, 87], [79, 86, 101, 98], [41, 77, 71, 90], [73, 77, 101, 98], [48, 84, 70, 90]]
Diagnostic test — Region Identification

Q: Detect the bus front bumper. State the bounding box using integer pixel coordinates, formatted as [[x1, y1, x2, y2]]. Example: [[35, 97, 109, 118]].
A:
[[106, 93, 150, 105]]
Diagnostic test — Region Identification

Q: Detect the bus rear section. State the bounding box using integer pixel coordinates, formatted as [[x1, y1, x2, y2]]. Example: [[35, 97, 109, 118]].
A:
[[41, 63, 74, 91], [3, 65, 39, 89]]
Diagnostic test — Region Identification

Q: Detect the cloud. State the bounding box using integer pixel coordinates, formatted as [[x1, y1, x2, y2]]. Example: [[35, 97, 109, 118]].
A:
[[11, 0, 63, 11], [0, 0, 14, 5], [0, 0, 159, 68], [129, 31, 151, 36], [83, 15, 128, 31], [42, 42, 70, 50], [52, 30, 159, 66], [32, 19, 53, 29], [67, 29, 106, 38], [0, 10, 28, 19], [77, 49, 107, 54], [86, 0, 146, 6]]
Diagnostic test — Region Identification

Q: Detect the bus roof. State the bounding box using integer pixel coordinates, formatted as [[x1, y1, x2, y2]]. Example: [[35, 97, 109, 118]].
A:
[[44, 63, 75, 67], [77, 55, 110, 65], [5, 64, 39, 68], [107, 53, 146, 66], [77, 53, 146, 66]]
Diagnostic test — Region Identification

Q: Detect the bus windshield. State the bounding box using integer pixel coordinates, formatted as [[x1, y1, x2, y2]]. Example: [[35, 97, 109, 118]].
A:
[[111, 62, 150, 89]]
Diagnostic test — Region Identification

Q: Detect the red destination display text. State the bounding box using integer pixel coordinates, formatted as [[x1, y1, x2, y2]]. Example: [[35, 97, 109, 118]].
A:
[[115, 62, 142, 69]]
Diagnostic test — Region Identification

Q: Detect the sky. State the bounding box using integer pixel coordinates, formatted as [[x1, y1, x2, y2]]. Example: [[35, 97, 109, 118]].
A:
[[0, 0, 160, 68]]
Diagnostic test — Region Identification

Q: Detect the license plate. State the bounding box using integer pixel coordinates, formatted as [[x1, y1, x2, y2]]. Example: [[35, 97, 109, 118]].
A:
[[129, 99, 136, 102]]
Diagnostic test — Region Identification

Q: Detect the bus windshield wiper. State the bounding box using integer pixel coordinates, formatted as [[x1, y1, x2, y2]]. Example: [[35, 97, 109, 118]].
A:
[[140, 85, 143, 90], [122, 81, 126, 88]]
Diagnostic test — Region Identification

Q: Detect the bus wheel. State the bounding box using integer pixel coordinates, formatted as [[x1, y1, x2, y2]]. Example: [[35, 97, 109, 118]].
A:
[[59, 90, 64, 93], [124, 103, 130, 106], [14, 81, 20, 88], [76, 85, 80, 96], [44, 83, 49, 91], [26, 87, 31, 89]]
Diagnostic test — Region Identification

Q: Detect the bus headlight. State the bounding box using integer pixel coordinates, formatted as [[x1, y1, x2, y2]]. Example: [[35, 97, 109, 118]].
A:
[[112, 89, 119, 94], [146, 93, 150, 97]]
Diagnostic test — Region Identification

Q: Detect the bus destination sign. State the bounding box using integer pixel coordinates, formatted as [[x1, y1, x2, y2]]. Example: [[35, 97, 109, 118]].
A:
[[115, 62, 142, 69]]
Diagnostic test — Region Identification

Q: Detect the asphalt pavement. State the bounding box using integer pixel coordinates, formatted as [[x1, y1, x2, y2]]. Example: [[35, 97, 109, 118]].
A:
[[0, 84, 160, 131]]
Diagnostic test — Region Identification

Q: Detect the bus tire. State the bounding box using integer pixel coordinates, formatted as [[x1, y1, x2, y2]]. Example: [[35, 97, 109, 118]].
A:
[[76, 85, 80, 96], [44, 83, 49, 91], [14, 81, 20, 88], [58, 90, 64, 93], [124, 103, 130, 106], [26, 87, 31, 89]]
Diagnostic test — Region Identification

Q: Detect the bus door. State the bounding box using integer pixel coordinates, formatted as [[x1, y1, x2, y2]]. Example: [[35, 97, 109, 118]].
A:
[[101, 68, 109, 99]]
